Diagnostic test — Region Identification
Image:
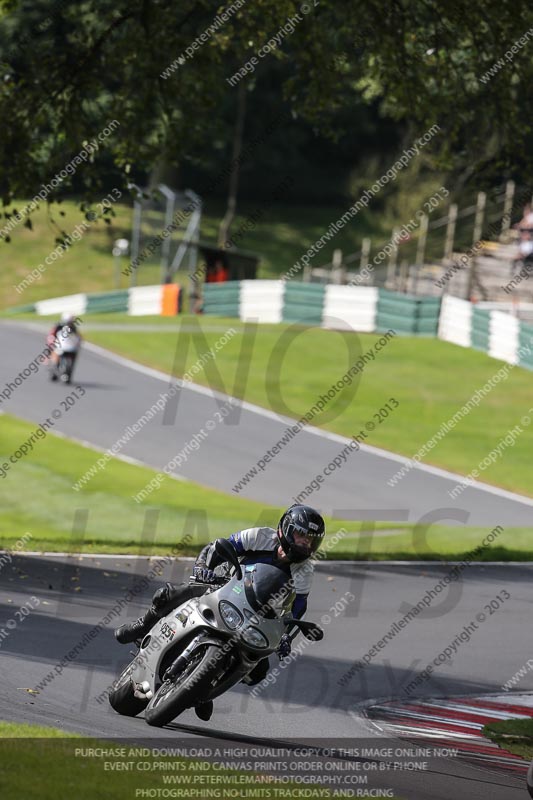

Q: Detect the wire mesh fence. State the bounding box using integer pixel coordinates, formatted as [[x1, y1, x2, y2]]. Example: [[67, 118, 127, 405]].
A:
[[307, 181, 533, 301]]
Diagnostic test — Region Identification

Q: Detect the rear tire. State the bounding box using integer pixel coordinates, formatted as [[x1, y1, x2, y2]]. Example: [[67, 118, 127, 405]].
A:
[[66, 354, 74, 383], [145, 643, 224, 728], [109, 666, 148, 717], [58, 354, 74, 383]]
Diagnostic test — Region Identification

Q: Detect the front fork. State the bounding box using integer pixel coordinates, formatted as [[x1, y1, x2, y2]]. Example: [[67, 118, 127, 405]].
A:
[[164, 634, 208, 681], [163, 633, 265, 702]]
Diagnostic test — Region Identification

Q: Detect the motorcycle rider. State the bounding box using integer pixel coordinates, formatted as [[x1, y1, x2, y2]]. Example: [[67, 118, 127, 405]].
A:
[[47, 313, 81, 376], [115, 504, 325, 722]]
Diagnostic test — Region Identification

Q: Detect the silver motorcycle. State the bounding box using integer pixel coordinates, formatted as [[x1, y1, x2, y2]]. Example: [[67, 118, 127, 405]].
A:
[[50, 328, 80, 384], [109, 539, 324, 727]]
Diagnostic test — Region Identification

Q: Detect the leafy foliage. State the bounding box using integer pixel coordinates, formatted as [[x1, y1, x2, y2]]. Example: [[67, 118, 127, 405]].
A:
[[1, 0, 532, 211]]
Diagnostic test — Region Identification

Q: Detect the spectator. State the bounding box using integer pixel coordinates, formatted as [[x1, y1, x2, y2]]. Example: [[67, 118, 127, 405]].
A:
[[514, 203, 533, 234], [512, 231, 533, 275], [205, 259, 229, 283]]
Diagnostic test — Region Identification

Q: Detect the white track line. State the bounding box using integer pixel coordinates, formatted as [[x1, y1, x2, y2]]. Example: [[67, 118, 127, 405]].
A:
[[5, 324, 533, 510], [81, 340, 533, 509], [1, 553, 530, 564]]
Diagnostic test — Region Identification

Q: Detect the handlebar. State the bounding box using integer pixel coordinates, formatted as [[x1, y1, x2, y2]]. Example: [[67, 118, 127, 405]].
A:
[[188, 576, 227, 587], [283, 617, 324, 641]]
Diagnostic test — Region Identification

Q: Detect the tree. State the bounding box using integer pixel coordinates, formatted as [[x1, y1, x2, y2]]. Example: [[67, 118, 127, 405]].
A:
[[1, 0, 532, 221]]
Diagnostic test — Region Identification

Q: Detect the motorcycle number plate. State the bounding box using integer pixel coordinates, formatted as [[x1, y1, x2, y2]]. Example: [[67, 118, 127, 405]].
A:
[[160, 622, 175, 641]]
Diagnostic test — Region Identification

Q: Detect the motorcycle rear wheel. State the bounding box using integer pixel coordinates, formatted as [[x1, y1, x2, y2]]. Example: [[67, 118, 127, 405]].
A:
[[145, 643, 223, 727], [58, 354, 74, 383]]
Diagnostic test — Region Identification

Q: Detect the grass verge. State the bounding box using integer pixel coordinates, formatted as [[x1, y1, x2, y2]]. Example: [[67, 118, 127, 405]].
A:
[[0, 721, 343, 800], [0, 720, 78, 738], [483, 717, 533, 760], [0, 412, 271, 554], [1, 414, 532, 559], [78, 317, 533, 499]]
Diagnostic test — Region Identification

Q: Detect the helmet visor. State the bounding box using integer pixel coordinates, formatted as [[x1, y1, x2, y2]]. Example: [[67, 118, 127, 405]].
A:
[[282, 520, 322, 559], [292, 530, 318, 556]]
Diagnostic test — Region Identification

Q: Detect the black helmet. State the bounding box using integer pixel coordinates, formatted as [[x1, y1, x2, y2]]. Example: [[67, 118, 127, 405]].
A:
[[277, 504, 325, 563]]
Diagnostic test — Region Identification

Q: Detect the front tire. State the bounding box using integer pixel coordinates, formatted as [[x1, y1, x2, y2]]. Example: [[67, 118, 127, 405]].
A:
[[145, 643, 223, 728], [109, 666, 148, 717]]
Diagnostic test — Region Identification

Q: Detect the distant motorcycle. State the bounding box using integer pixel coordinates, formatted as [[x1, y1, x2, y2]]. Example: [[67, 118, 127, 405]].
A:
[[50, 329, 80, 384], [108, 539, 324, 727]]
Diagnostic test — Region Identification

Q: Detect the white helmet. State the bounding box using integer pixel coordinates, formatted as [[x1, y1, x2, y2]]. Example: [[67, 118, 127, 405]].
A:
[[60, 312, 75, 324]]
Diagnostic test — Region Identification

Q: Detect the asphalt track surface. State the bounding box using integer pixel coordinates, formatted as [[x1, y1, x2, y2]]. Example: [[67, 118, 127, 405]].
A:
[[0, 556, 530, 798], [0, 320, 531, 797], [2, 319, 533, 524]]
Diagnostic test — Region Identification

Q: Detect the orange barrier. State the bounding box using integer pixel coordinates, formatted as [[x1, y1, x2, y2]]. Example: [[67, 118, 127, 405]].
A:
[[161, 284, 180, 316]]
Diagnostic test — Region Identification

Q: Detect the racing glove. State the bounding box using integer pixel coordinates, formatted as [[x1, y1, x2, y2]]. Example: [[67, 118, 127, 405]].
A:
[[192, 565, 218, 584], [193, 541, 229, 584], [276, 633, 292, 660]]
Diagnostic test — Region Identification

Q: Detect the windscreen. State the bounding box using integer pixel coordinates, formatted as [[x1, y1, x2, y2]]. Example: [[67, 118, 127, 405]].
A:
[[243, 563, 295, 618]]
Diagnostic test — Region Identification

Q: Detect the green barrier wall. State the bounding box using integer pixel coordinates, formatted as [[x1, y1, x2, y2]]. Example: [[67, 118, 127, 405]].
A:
[[6, 303, 36, 314], [85, 290, 129, 314], [282, 283, 325, 325], [202, 282, 240, 317], [518, 321, 533, 370], [376, 290, 440, 335], [471, 307, 491, 352], [415, 296, 441, 335]]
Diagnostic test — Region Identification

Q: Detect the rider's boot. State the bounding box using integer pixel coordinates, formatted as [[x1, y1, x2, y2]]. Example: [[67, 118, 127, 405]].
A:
[[194, 700, 213, 721], [241, 657, 269, 686], [115, 606, 160, 644]]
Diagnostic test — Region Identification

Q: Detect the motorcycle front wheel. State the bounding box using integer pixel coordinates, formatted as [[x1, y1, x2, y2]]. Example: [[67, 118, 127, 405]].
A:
[[109, 664, 149, 717], [145, 643, 224, 728]]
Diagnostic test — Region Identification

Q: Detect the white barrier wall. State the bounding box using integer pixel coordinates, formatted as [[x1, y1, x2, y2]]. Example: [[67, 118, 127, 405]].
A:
[[128, 285, 163, 316], [240, 280, 284, 323], [489, 310, 520, 365], [35, 293, 87, 317], [322, 286, 378, 331], [21, 284, 531, 375], [438, 295, 472, 348]]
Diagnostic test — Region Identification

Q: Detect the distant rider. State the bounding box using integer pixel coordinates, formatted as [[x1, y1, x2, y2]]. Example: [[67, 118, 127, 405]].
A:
[[115, 504, 325, 722], [47, 313, 81, 376]]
